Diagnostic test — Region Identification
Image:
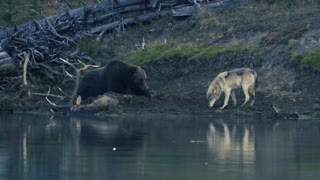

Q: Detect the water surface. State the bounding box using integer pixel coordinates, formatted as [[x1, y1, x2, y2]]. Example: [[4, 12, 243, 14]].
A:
[[0, 114, 320, 180]]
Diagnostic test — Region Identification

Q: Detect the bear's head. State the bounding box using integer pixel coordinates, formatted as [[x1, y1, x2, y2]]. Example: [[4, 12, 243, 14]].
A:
[[129, 66, 152, 97]]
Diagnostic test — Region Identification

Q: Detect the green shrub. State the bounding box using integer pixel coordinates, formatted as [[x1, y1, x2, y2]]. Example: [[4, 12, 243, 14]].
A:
[[128, 43, 251, 65], [301, 49, 320, 71], [290, 53, 303, 62], [189, 45, 249, 61]]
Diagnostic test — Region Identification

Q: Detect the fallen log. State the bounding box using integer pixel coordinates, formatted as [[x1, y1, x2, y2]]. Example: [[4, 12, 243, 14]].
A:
[[0, 47, 15, 75], [90, 9, 172, 34], [172, 0, 235, 16], [0, 0, 149, 40], [0, 61, 15, 75], [0, 51, 9, 59], [0, 0, 233, 41], [89, 0, 236, 35]]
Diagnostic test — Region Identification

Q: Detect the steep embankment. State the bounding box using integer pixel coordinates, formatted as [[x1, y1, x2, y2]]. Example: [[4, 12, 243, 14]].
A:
[[108, 5, 320, 118]]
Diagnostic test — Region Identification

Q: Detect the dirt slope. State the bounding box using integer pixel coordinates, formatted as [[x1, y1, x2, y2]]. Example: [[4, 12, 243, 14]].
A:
[[115, 6, 320, 118]]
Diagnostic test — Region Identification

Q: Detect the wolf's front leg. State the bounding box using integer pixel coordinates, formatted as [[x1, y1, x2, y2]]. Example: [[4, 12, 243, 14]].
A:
[[220, 90, 230, 109]]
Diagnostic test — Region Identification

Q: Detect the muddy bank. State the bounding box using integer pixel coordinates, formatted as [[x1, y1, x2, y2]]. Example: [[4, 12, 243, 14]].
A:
[[1, 45, 319, 119], [101, 49, 320, 119], [1, 5, 320, 119]]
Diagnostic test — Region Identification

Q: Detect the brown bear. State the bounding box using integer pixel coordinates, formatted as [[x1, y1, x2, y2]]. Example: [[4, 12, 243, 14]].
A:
[[77, 60, 153, 99]]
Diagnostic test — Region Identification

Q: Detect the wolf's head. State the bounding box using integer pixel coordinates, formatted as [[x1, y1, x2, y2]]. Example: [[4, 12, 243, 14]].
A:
[[207, 88, 221, 108]]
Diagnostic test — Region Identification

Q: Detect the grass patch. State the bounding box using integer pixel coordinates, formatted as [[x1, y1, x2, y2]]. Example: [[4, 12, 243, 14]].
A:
[[128, 43, 252, 65], [78, 37, 102, 58], [300, 49, 320, 71], [290, 52, 303, 63], [253, 0, 320, 8]]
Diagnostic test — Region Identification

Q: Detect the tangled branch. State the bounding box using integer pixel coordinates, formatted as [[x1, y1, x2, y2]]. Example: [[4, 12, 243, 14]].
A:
[[0, 18, 97, 109]]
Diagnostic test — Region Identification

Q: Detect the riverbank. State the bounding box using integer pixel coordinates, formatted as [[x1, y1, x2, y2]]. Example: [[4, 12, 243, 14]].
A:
[[92, 4, 320, 119], [1, 4, 320, 119]]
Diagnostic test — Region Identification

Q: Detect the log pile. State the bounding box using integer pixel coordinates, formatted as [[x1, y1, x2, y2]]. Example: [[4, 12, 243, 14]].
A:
[[0, 0, 235, 110]]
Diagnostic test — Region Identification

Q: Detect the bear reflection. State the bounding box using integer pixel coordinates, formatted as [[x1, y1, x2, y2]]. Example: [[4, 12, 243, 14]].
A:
[[206, 122, 255, 163], [70, 118, 145, 148]]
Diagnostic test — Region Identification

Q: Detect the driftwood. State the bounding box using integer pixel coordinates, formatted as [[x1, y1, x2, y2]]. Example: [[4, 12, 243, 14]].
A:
[[0, 0, 235, 111]]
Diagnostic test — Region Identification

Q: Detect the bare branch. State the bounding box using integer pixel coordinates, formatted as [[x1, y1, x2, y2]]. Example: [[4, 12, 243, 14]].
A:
[[32, 93, 66, 99], [78, 59, 100, 71], [58, 58, 81, 107], [23, 52, 30, 87], [57, 87, 71, 98], [46, 97, 69, 108]]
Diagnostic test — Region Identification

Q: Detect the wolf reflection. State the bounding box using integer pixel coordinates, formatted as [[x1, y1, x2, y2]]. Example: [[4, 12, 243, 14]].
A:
[[206, 122, 255, 163]]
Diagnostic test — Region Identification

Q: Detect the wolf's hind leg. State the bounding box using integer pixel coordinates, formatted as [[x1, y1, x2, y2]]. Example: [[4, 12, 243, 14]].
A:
[[220, 90, 230, 109], [241, 86, 250, 107], [249, 85, 255, 106], [231, 90, 237, 106]]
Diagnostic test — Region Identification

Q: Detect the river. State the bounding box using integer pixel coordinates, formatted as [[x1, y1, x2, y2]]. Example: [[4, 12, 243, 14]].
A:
[[0, 113, 320, 180]]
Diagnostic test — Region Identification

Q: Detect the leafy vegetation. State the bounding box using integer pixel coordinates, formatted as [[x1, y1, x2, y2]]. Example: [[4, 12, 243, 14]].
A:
[[290, 49, 320, 71], [290, 53, 303, 63], [128, 43, 252, 65], [301, 49, 320, 71]]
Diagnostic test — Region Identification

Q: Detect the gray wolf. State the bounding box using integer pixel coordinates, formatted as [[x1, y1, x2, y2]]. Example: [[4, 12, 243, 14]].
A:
[[206, 68, 257, 109], [77, 60, 153, 99]]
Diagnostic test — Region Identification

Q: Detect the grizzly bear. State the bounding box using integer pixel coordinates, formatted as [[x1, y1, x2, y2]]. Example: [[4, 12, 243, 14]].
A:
[[77, 60, 152, 99]]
